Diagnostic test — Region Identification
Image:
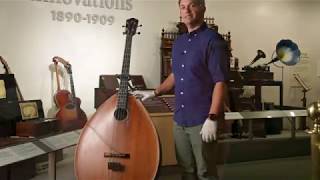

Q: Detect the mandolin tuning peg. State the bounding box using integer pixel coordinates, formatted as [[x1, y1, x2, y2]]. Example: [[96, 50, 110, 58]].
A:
[[122, 25, 126, 28], [137, 32, 141, 35], [139, 24, 142, 27], [123, 32, 126, 35]]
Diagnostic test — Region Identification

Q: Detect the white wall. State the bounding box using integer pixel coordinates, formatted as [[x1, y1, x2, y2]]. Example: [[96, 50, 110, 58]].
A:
[[0, 0, 319, 117]]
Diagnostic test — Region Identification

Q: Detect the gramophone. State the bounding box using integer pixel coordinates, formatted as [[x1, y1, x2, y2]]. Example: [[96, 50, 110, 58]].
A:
[[241, 49, 274, 81], [242, 49, 270, 72], [242, 49, 269, 72]]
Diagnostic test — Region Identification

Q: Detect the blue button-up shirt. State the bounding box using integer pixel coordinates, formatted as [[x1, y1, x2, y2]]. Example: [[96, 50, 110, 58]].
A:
[[172, 23, 229, 127]]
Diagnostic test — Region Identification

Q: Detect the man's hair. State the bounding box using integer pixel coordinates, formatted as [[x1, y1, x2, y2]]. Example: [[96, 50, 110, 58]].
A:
[[178, 0, 205, 6]]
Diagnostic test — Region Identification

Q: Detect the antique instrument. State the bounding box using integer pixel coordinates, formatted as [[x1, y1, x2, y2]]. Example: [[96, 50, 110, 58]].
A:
[[248, 49, 266, 66], [53, 59, 70, 108], [0, 57, 59, 137], [0, 56, 24, 101], [307, 101, 320, 180], [53, 57, 86, 131], [141, 96, 175, 113], [75, 18, 160, 180], [16, 100, 59, 137]]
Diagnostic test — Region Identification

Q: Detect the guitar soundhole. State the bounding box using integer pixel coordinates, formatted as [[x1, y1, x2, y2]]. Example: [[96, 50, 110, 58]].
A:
[[66, 103, 75, 109], [114, 108, 128, 121]]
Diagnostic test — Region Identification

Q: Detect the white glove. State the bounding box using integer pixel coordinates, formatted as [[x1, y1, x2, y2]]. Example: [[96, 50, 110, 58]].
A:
[[132, 90, 155, 101], [200, 118, 218, 143]]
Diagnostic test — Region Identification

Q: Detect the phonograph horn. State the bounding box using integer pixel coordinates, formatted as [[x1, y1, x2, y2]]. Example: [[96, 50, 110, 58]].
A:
[[249, 49, 266, 66], [265, 39, 301, 66]]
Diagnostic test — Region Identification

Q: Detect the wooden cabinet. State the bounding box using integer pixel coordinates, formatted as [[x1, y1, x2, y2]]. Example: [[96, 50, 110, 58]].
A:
[[160, 31, 178, 83], [150, 113, 177, 166]]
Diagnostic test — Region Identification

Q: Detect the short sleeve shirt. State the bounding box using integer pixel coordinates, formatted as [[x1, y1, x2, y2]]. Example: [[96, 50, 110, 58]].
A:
[[172, 23, 229, 127]]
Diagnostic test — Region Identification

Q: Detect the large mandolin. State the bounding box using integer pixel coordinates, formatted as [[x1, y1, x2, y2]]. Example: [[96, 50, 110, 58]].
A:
[[75, 18, 160, 180]]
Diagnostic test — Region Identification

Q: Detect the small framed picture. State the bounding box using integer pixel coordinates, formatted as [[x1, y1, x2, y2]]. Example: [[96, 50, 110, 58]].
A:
[[19, 102, 39, 120], [0, 80, 6, 99]]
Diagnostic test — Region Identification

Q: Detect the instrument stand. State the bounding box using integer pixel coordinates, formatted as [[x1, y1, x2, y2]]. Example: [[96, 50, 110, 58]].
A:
[[299, 89, 308, 130], [293, 73, 311, 130]]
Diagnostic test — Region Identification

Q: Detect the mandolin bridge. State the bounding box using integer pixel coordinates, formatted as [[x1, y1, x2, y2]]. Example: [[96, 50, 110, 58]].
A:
[[105, 153, 130, 172], [104, 152, 130, 159]]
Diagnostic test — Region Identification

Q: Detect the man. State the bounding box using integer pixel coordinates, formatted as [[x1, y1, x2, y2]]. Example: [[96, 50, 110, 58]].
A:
[[135, 0, 229, 179]]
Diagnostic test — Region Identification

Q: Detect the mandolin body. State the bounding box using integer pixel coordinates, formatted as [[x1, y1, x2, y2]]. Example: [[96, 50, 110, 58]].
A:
[[75, 94, 160, 180]]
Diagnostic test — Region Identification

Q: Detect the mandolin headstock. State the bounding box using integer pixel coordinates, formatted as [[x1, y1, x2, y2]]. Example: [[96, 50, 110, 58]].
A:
[[123, 18, 141, 37]]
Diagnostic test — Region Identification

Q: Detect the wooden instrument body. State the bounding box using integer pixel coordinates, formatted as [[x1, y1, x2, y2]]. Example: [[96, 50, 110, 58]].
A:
[[75, 94, 160, 180], [55, 95, 86, 130], [54, 89, 71, 107]]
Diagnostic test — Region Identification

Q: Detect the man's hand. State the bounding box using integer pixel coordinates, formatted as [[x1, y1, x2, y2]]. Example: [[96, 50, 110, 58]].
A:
[[200, 118, 218, 143], [132, 90, 155, 101]]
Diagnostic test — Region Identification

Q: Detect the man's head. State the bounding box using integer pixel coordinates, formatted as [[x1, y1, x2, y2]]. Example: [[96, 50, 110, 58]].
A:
[[178, 0, 205, 6], [178, 0, 206, 31]]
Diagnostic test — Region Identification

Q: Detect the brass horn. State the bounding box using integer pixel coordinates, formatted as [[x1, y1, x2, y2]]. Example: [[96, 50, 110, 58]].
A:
[[249, 49, 266, 66]]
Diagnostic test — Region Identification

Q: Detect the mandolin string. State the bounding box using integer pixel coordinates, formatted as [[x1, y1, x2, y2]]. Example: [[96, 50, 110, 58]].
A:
[[109, 105, 117, 180], [119, 29, 131, 180], [111, 32, 128, 180], [119, 77, 127, 178]]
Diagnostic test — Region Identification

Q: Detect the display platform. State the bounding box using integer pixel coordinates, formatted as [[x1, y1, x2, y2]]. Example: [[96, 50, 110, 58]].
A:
[[0, 110, 310, 180], [0, 130, 81, 180]]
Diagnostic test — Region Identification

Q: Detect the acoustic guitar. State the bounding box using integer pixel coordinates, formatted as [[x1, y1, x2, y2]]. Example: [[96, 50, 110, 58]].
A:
[[75, 18, 160, 180], [53, 57, 87, 131]]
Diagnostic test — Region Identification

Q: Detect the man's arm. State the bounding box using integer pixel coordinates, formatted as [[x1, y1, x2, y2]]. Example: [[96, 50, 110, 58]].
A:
[[132, 73, 175, 101], [200, 81, 227, 142], [209, 81, 227, 116], [154, 73, 175, 96]]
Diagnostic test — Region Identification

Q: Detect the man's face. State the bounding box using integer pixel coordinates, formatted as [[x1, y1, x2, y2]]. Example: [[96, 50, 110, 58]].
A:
[[179, 0, 205, 28]]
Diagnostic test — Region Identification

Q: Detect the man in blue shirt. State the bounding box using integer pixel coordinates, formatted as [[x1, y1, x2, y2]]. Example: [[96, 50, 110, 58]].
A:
[[135, 0, 229, 179]]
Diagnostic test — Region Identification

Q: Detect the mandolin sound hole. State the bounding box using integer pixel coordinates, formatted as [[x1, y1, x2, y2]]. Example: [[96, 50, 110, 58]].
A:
[[114, 108, 128, 121]]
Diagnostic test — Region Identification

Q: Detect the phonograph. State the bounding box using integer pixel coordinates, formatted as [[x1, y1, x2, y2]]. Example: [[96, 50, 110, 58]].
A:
[[241, 39, 301, 81], [241, 49, 272, 81]]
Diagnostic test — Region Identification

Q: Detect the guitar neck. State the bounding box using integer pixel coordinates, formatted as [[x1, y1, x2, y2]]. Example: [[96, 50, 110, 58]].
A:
[[15, 82, 24, 101], [69, 69, 76, 99], [53, 56, 76, 97], [54, 61, 62, 91]]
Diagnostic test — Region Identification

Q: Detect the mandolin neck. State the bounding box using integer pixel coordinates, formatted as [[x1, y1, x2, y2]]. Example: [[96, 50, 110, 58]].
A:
[[117, 35, 133, 110]]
